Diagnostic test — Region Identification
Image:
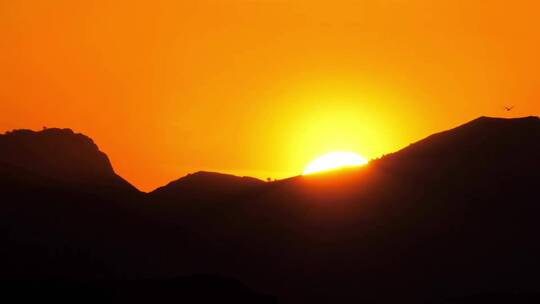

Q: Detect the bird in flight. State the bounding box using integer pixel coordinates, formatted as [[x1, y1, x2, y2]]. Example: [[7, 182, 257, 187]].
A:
[[504, 105, 514, 111]]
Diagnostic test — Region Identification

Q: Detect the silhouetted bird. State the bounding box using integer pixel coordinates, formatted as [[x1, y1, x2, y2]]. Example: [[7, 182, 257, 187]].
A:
[[504, 105, 514, 111]]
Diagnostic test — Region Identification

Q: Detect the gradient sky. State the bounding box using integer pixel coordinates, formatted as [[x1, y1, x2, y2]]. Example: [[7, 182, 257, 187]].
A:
[[2, 1, 540, 191]]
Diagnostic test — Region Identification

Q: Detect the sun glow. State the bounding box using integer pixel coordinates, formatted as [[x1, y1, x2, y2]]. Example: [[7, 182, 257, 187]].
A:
[[303, 151, 368, 175]]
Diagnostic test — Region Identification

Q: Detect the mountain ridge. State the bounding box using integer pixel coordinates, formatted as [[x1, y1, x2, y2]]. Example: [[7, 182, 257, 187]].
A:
[[3, 115, 538, 193], [0, 127, 139, 194], [2, 116, 540, 303]]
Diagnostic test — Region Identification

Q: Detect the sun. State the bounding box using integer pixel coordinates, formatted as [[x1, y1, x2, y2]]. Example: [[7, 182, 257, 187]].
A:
[[303, 151, 368, 175]]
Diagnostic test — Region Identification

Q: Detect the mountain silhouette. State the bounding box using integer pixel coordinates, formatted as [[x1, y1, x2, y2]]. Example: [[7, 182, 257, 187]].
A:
[[381, 116, 540, 171], [0, 128, 139, 195], [150, 171, 265, 201], [1, 117, 540, 303]]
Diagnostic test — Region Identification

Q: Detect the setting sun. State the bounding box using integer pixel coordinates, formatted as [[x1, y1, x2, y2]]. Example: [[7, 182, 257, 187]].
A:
[[303, 151, 368, 175]]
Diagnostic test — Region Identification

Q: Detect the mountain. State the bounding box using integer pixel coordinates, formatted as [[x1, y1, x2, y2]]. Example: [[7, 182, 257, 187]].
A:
[[150, 171, 265, 202], [144, 116, 540, 303], [1, 117, 540, 303], [0, 128, 149, 281], [0, 128, 139, 194], [381, 115, 540, 171], [0, 128, 274, 303]]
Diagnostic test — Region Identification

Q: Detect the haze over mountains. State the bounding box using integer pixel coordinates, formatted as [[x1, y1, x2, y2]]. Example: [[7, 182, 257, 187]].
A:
[[1, 117, 540, 303]]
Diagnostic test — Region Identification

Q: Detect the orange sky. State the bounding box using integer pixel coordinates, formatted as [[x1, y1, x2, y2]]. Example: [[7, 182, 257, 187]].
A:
[[2, 1, 540, 191]]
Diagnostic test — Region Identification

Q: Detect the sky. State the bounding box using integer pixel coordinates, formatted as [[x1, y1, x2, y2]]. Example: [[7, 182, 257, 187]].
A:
[[1, 0, 540, 191]]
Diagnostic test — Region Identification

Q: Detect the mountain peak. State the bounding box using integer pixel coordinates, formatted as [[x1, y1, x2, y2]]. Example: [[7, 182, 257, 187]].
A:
[[444, 115, 540, 136], [150, 171, 264, 201], [0, 127, 137, 192], [466, 115, 540, 126], [381, 116, 540, 168], [184, 171, 263, 182]]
